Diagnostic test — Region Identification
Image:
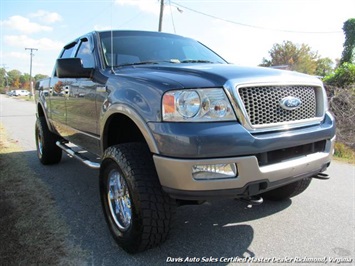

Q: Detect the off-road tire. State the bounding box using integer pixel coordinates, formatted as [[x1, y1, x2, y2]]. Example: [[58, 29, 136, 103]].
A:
[[261, 177, 312, 201], [99, 143, 176, 253], [35, 116, 62, 165]]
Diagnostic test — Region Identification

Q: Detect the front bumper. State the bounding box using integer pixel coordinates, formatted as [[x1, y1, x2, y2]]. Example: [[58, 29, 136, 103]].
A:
[[150, 112, 336, 200], [153, 136, 335, 200], [148, 112, 335, 158]]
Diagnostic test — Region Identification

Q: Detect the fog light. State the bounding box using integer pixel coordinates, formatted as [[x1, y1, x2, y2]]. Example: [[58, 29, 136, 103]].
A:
[[192, 163, 238, 180]]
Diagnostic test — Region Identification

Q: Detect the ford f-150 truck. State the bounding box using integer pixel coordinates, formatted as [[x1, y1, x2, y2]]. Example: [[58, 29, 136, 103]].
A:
[[35, 30, 336, 253]]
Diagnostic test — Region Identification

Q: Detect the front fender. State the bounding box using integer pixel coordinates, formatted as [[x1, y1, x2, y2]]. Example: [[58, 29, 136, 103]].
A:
[[100, 103, 159, 155]]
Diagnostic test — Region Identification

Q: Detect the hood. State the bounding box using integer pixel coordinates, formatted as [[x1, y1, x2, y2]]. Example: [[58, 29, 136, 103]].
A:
[[113, 63, 322, 90]]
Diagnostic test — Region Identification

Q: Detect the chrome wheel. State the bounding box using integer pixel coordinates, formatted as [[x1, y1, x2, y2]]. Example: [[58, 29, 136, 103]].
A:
[[100, 144, 176, 253], [36, 127, 43, 158], [107, 169, 132, 231]]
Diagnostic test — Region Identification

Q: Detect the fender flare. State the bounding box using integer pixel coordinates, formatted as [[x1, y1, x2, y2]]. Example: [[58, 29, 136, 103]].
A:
[[100, 103, 159, 155], [36, 100, 55, 133]]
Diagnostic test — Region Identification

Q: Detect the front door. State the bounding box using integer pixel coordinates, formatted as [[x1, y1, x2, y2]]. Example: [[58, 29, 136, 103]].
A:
[[65, 37, 102, 154]]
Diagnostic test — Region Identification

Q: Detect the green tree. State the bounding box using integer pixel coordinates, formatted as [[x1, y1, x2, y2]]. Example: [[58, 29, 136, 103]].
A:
[[34, 73, 49, 82], [20, 73, 31, 90], [340, 18, 355, 65], [315, 57, 334, 77], [260, 41, 320, 75], [1, 68, 49, 91], [323, 62, 355, 86], [0, 68, 6, 88], [324, 18, 355, 87], [7, 69, 21, 88]]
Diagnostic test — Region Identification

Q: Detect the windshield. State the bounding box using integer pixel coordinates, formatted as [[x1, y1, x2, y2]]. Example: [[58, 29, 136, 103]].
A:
[[99, 31, 227, 67]]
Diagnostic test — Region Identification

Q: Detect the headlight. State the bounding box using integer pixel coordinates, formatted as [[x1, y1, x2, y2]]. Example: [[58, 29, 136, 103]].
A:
[[177, 91, 201, 118], [162, 88, 236, 121]]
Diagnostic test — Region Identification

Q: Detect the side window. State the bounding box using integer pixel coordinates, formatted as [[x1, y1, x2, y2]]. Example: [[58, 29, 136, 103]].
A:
[[54, 42, 78, 76], [76, 38, 95, 68], [61, 42, 77, 58]]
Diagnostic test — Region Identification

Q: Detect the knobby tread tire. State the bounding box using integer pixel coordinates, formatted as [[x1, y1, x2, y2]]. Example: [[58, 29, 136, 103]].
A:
[[261, 177, 312, 201], [100, 143, 176, 253], [35, 116, 62, 165]]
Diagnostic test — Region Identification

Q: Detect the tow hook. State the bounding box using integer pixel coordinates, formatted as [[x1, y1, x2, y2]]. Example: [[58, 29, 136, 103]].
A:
[[239, 196, 263, 208], [312, 173, 330, 180]]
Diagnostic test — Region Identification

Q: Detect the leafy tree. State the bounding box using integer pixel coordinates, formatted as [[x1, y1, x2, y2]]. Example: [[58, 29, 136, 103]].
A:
[[324, 18, 355, 87], [260, 41, 320, 75], [315, 57, 334, 77], [340, 18, 355, 65], [20, 73, 31, 90], [34, 74, 49, 81], [0, 69, 49, 91], [323, 62, 355, 86], [0, 68, 6, 88], [7, 69, 21, 88]]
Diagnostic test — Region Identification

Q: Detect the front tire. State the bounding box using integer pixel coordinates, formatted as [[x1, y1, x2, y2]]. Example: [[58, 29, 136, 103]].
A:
[[35, 116, 62, 165], [261, 177, 312, 201], [99, 143, 176, 253]]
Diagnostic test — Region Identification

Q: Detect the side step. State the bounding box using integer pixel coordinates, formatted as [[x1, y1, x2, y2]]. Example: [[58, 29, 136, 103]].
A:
[[56, 141, 100, 169]]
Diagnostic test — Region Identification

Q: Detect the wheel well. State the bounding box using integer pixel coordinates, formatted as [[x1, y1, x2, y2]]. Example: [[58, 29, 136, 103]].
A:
[[104, 114, 146, 150]]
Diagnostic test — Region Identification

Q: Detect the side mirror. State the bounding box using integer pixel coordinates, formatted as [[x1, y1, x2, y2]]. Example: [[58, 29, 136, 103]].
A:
[[35, 81, 41, 91], [56, 58, 93, 78]]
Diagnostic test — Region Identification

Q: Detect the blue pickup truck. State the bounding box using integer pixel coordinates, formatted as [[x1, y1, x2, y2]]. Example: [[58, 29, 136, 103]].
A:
[[35, 30, 336, 253]]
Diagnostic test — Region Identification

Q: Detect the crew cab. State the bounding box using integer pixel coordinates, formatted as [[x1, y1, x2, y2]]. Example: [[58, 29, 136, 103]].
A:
[[35, 30, 336, 253]]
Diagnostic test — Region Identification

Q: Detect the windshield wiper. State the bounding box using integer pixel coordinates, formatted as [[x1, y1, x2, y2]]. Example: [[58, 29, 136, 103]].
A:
[[115, 59, 215, 67], [180, 59, 215, 63], [116, 61, 160, 67], [116, 60, 181, 67]]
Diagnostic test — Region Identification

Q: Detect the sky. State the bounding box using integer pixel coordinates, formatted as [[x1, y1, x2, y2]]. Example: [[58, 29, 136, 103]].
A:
[[0, 0, 354, 76]]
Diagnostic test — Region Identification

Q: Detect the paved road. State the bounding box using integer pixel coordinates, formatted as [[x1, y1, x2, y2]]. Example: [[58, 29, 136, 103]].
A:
[[1, 94, 354, 265]]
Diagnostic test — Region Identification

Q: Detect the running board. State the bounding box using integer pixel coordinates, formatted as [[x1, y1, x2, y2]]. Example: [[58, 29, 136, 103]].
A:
[[56, 141, 100, 169]]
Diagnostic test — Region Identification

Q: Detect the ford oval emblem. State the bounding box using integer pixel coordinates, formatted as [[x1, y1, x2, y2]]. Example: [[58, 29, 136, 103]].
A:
[[280, 96, 302, 110]]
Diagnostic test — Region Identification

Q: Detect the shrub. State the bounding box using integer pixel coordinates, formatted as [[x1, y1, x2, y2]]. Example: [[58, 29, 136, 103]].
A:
[[323, 63, 355, 87], [325, 85, 355, 152]]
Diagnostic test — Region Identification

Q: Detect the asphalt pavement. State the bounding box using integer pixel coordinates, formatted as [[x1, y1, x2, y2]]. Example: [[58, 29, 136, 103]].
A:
[[0, 94, 354, 265]]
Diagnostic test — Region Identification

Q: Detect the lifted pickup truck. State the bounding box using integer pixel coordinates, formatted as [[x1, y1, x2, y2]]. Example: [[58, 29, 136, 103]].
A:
[[35, 30, 335, 253]]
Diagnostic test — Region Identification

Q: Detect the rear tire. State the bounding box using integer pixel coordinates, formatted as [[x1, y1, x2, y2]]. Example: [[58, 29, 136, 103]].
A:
[[35, 116, 62, 165], [99, 143, 176, 253], [261, 177, 312, 201]]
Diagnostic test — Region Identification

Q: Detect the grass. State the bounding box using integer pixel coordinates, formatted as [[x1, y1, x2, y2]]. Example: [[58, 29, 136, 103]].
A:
[[333, 142, 355, 164], [0, 124, 87, 265]]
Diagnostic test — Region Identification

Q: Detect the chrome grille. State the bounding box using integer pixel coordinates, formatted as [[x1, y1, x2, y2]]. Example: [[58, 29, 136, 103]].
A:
[[238, 85, 317, 126]]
